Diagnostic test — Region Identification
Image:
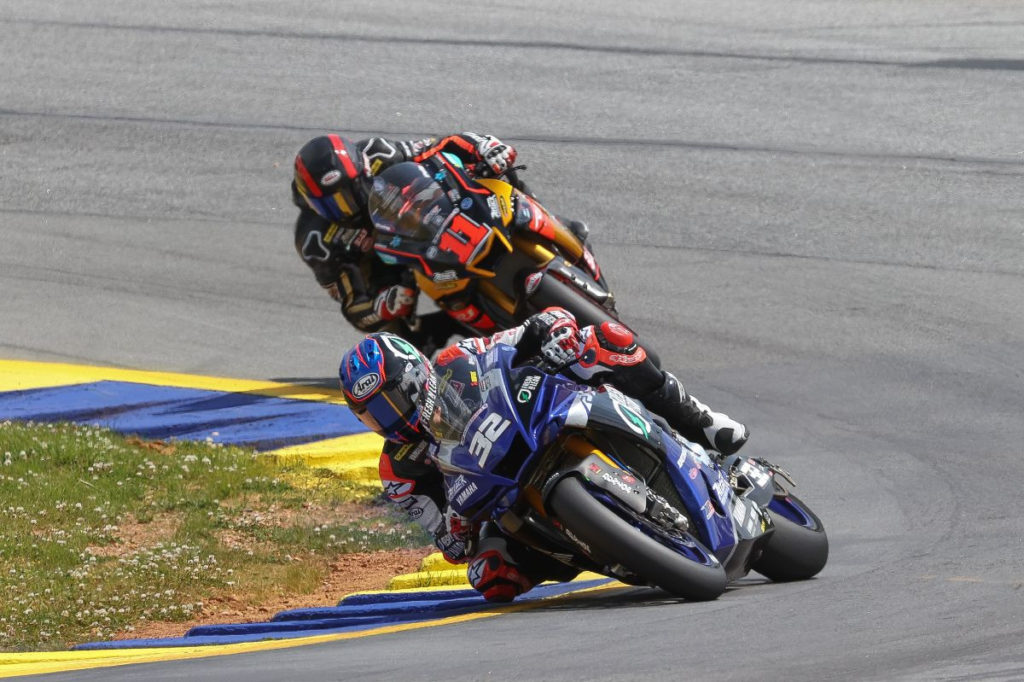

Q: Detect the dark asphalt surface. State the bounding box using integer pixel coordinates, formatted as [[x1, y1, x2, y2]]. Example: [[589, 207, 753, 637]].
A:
[[2, 1, 1023, 680]]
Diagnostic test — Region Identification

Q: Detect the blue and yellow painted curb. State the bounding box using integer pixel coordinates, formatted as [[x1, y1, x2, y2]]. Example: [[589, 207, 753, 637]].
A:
[[0, 574, 618, 679], [0, 359, 622, 678], [0, 359, 383, 484]]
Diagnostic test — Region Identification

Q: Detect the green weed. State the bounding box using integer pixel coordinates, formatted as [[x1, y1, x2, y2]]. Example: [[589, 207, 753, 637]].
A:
[[0, 421, 429, 652]]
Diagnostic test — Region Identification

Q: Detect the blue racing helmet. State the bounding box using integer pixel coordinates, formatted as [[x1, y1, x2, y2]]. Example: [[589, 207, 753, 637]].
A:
[[339, 333, 432, 443]]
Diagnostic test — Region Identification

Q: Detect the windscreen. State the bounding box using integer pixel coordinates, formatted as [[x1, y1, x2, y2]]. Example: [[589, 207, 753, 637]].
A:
[[428, 354, 486, 444], [368, 162, 453, 241]]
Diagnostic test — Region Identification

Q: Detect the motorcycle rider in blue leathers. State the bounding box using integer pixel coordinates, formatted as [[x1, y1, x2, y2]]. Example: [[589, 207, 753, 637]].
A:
[[339, 308, 748, 601]]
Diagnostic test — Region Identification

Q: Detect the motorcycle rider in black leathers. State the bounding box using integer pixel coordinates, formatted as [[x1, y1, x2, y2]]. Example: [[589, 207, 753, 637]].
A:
[[292, 132, 592, 354], [338, 307, 749, 601]]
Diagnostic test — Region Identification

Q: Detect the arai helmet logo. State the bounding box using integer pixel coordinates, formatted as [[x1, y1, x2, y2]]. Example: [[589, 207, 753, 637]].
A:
[[352, 372, 381, 399], [321, 170, 343, 186]]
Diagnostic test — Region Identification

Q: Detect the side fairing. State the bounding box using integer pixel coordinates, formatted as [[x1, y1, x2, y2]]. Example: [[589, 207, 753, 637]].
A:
[[583, 386, 660, 444], [581, 386, 738, 556], [661, 434, 739, 558]]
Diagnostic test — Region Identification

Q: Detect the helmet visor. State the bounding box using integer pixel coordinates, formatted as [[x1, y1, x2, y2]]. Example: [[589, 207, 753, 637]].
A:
[[347, 381, 421, 442], [302, 187, 360, 222]]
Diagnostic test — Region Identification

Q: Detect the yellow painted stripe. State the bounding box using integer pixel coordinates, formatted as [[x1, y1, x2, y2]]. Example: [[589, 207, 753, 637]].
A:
[[268, 432, 383, 466], [418, 552, 455, 572], [0, 360, 348, 404], [267, 433, 383, 487], [388, 569, 471, 590], [0, 580, 623, 678]]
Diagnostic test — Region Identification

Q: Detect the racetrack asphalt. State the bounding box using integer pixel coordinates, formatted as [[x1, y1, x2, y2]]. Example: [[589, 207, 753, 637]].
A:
[[2, 1, 1024, 680]]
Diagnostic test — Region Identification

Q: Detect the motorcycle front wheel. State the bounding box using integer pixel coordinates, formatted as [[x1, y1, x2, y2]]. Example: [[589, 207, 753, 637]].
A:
[[752, 493, 829, 581], [548, 475, 727, 601]]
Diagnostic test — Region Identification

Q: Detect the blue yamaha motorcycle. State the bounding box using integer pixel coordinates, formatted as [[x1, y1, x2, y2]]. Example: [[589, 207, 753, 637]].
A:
[[432, 345, 828, 601]]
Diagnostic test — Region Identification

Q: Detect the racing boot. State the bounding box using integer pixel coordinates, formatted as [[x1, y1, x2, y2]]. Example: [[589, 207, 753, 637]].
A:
[[640, 371, 749, 456]]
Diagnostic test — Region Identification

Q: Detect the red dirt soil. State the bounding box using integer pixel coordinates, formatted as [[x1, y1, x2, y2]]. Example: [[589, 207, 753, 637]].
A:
[[115, 547, 433, 641]]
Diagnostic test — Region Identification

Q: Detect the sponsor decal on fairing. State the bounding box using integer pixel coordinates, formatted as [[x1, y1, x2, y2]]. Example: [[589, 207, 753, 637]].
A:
[[712, 473, 732, 502], [601, 472, 636, 495], [433, 270, 459, 282], [563, 526, 591, 554], [486, 195, 501, 219], [455, 482, 479, 505], [517, 374, 541, 403], [611, 401, 651, 439]]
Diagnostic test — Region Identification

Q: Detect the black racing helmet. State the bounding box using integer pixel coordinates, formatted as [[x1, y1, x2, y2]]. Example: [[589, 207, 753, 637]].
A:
[[293, 135, 370, 222]]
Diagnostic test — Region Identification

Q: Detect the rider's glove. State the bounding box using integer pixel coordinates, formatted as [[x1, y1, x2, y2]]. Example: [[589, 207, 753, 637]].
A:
[[436, 508, 478, 564], [475, 135, 517, 176], [373, 285, 417, 321], [539, 310, 582, 368]]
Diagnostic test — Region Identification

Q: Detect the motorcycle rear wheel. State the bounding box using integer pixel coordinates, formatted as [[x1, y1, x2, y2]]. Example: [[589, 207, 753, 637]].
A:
[[548, 476, 727, 601]]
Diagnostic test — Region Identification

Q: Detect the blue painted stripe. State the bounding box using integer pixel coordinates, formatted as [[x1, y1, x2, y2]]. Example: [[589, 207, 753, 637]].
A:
[[338, 588, 480, 606], [271, 596, 487, 622], [0, 381, 366, 451], [73, 629, 371, 649], [72, 578, 613, 650], [186, 615, 403, 637], [186, 602, 494, 637]]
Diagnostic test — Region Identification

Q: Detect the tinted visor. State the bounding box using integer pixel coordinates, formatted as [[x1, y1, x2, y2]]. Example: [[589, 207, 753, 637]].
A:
[[303, 187, 361, 222], [348, 381, 421, 442]]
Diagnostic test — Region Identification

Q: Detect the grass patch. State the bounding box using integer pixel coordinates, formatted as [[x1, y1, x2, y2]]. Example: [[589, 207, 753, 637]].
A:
[[0, 421, 429, 652]]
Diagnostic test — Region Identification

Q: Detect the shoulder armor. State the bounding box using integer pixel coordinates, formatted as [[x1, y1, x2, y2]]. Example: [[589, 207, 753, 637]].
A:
[[361, 137, 401, 175]]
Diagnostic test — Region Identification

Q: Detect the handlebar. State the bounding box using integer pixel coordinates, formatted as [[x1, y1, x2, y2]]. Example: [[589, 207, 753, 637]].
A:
[[471, 162, 526, 190]]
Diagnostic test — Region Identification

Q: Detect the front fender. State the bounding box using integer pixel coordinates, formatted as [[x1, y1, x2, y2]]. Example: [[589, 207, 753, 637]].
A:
[[541, 454, 647, 514]]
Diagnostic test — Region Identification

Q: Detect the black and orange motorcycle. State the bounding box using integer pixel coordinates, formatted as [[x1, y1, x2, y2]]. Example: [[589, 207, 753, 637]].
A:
[[367, 154, 623, 341]]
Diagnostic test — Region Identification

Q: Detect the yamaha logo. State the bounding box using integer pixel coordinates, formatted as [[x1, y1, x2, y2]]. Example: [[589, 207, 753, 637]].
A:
[[352, 372, 381, 399]]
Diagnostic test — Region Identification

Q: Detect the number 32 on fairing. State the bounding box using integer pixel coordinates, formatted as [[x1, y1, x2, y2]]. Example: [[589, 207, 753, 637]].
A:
[[469, 414, 511, 465]]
